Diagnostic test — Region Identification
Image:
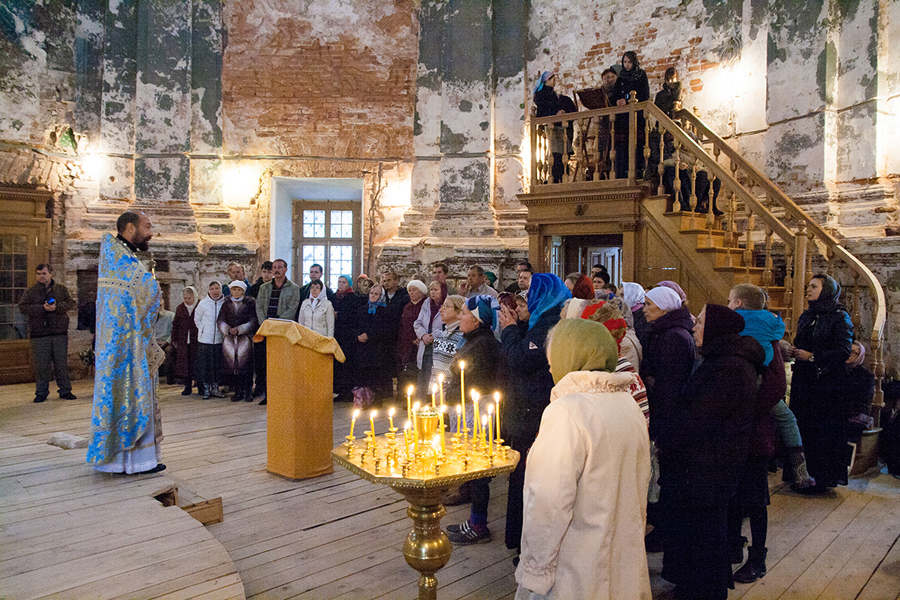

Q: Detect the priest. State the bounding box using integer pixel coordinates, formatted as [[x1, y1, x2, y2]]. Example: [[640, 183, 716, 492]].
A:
[[87, 211, 166, 474]]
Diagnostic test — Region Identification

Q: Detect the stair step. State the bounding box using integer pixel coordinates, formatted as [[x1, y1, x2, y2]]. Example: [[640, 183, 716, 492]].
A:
[[664, 211, 724, 230], [695, 246, 751, 268], [714, 265, 767, 286]]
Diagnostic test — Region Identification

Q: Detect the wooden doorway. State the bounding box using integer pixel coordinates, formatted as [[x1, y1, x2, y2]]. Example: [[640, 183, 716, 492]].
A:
[[560, 234, 623, 282]]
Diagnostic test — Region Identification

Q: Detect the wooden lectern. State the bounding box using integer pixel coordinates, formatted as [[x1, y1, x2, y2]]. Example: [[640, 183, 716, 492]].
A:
[[256, 319, 346, 479]]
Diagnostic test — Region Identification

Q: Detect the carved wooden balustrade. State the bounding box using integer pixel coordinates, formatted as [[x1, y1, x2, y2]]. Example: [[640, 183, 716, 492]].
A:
[[527, 98, 887, 425]]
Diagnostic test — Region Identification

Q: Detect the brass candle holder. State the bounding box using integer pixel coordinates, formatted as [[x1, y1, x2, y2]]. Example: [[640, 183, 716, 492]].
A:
[[332, 405, 519, 600]]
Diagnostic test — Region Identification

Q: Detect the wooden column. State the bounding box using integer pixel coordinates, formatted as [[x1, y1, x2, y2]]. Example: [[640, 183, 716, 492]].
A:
[[621, 221, 638, 282]]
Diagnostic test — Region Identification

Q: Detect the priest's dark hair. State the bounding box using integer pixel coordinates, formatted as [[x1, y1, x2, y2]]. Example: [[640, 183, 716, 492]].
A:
[[116, 211, 141, 234]]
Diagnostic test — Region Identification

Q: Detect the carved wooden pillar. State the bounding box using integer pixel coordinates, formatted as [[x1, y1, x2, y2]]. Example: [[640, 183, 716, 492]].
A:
[[525, 222, 542, 272], [621, 221, 638, 282]]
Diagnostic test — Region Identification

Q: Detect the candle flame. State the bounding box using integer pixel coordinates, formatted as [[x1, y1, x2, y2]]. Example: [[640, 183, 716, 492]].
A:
[[405, 420, 411, 430], [456, 404, 462, 414], [413, 401, 420, 411], [471, 390, 480, 401], [441, 404, 447, 413], [370, 409, 377, 418], [431, 383, 437, 392], [459, 360, 466, 370], [488, 403, 494, 414], [407, 385, 414, 395], [481, 414, 488, 424], [494, 391, 500, 402], [438, 373, 444, 383], [389, 407, 395, 417], [352, 409, 360, 418]]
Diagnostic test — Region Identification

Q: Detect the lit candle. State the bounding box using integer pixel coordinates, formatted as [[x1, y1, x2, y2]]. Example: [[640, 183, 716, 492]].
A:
[[459, 360, 466, 433], [456, 404, 462, 433], [350, 409, 360, 438], [407, 385, 414, 422], [369, 410, 377, 436], [439, 405, 446, 455], [487, 405, 494, 457], [438, 373, 445, 407], [494, 391, 501, 440], [472, 390, 480, 441], [482, 414, 489, 447], [388, 407, 395, 431], [412, 402, 420, 454], [431, 383, 437, 408], [404, 421, 411, 462]]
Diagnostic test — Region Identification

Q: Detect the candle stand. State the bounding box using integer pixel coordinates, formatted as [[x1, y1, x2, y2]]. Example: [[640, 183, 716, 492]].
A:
[[332, 407, 519, 600]]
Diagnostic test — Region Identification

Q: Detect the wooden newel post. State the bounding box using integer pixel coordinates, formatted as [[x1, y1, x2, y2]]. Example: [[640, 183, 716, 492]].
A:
[[529, 118, 537, 191], [791, 223, 808, 335]]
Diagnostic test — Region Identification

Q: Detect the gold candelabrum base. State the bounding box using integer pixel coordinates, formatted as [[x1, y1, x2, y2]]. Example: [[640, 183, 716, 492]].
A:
[[331, 415, 519, 600]]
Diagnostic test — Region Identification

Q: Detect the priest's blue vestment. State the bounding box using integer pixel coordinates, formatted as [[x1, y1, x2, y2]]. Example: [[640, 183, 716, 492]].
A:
[[87, 233, 164, 473]]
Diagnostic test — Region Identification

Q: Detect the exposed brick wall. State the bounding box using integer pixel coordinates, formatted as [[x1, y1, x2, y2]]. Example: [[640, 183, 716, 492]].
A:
[[222, 1, 419, 159]]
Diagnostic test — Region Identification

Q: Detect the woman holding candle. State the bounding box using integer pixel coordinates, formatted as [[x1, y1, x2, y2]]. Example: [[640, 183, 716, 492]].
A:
[[515, 318, 651, 600], [497, 273, 571, 556], [444, 295, 503, 544]]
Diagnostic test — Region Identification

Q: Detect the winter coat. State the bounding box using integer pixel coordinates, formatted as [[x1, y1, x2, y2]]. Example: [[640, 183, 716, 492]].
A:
[[298, 281, 336, 306], [501, 308, 560, 441], [194, 294, 226, 344], [355, 303, 391, 386], [446, 325, 502, 404], [749, 341, 787, 458], [217, 297, 258, 376], [639, 305, 696, 440], [297, 297, 335, 337], [397, 299, 424, 366], [654, 81, 682, 118], [657, 333, 765, 504], [413, 300, 444, 369], [171, 302, 198, 380], [18, 280, 75, 338], [515, 370, 652, 600]]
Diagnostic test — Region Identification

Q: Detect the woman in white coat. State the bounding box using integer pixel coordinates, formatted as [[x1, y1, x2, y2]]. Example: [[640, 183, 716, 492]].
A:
[[515, 318, 652, 600], [194, 281, 226, 399], [297, 280, 334, 337]]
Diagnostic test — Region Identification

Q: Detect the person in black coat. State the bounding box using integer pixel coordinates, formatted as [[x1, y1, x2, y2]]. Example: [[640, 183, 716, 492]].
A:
[[445, 295, 503, 546], [332, 276, 359, 401], [610, 51, 650, 179], [533, 71, 575, 183], [659, 304, 765, 600], [785, 274, 854, 493], [354, 284, 392, 401], [497, 273, 571, 553]]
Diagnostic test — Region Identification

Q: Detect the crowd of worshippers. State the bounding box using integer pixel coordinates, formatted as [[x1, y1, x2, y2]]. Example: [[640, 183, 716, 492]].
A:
[[533, 50, 723, 215], [153, 253, 875, 598]]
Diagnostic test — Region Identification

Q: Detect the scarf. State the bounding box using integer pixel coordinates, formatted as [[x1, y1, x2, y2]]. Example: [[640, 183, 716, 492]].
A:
[[528, 273, 572, 329], [808, 275, 842, 314], [645, 286, 682, 312], [183, 286, 198, 316], [657, 280, 687, 303], [465, 294, 501, 334], [533, 71, 554, 94], [367, 289, 386, 314], [548, 318, 619, 384], [572, 274, 595, 300], [847, 342, 866, 369], [580, 301, 628, 350], [622, 282, 645, 311], [427, 284, 448, 331], [336, 276, 354, 298]]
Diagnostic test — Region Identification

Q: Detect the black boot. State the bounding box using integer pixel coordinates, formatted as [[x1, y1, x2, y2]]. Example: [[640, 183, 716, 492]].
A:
[[181, 383, 192, 396], [734, 546, 767, 584]]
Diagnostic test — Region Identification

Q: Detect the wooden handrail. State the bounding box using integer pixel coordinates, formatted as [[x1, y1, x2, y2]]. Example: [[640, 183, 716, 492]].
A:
[[674, 108, 886, 344]]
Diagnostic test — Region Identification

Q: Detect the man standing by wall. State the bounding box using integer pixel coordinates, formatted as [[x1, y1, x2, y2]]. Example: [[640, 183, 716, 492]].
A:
[[458, 265, 499, 299], [87, 211, 166, 474], [255, 258, 301, 405], [18, 264, 76, 403], [298, 263, 336, 305]]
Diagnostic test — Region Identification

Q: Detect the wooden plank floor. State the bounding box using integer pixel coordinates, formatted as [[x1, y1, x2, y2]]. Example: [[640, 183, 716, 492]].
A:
[[2, 379, 900, 599]]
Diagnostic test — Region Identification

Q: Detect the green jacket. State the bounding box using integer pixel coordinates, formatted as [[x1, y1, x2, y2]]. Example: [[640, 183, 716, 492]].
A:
[[255, 278, 301, 325]]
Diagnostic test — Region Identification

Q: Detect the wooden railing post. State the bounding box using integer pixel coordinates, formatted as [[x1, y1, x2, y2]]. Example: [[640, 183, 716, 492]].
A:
[[872, 338, 885, 427], [530, 118, 537, 191], [609, 116, 617, 181], [792, 223, 809, 334], [657, 125, 665, 196], [783, 242, 794, 336], [628, 90, 638, 185]]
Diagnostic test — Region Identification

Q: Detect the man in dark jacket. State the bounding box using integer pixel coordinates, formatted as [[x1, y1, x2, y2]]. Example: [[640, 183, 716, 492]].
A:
[[18, 264, 77, 402], [297, 263, 337, 306], [381, 271, 409, 391]]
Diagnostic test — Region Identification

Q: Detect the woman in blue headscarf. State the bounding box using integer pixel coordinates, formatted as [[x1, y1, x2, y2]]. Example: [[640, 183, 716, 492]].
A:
[[353, 284, 391, 406], [497, 273, 571, 556], [445, 294, 503, 546]]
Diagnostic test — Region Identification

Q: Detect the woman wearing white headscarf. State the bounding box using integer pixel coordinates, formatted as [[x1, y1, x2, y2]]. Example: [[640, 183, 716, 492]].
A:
[[172, 286, 199, 395], [515, 318, 651, 600], [217, 281, 259, 402]]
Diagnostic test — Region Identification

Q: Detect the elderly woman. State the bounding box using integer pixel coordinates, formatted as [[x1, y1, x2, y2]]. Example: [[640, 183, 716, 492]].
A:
[[354, 283, 390, 407], [397, 280, 428, 393], [660, 305, 764, 600], [413, 280, 448, 390], [621, 282, 649, 346], [429, 295, 466, 389], [446, 295, 503, 546], [217, 281, 259, 402], [785, 274, 854, 493], [172, 286, 199, 396], [515, 318, 651, 600], [499, 273, 571, 554]]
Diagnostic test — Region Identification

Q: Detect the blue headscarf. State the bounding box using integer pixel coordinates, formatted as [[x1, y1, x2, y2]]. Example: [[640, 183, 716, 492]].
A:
[[367, 287, 386, 314], [736, 309, 785, 366], [465, 294, 501, 335], [528, 273, 572, 329], [533, 71, 554, 95]]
